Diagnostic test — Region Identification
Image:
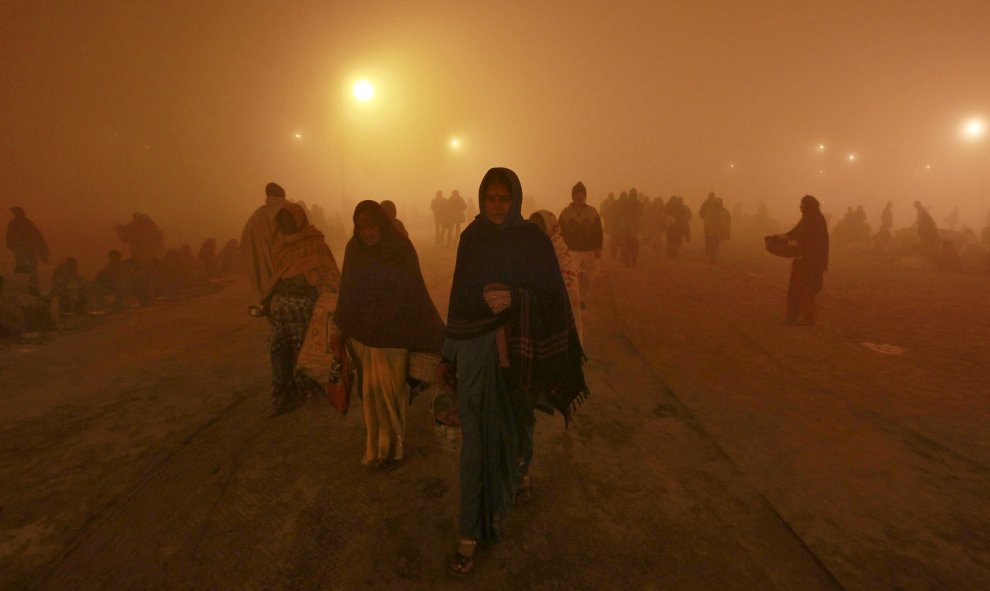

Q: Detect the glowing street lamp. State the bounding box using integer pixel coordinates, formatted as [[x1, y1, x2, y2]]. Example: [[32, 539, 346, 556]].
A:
[[847, 153, 856, 162], [818, 144, 826, 152], [450, 137, 461, 150], [293, 132, 303, 140], [962, 117, 986, 140], [352, 79, 375, 102]]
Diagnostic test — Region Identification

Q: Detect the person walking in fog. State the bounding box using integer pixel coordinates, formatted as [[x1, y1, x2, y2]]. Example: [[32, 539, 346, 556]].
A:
[[379, 199, 409, 237], [431, 190, 446, 245], [665, 196, 692, 259], [701, 196, 731, 262], [335, 201, 444, 469], [263, 202, 341, 414], [912, 201, 940, 259], [241, 182, 290, 300], [773, 195, 829, 325], [5, 207, 49, 288], [439, 167, 587, 576], [531, 209, 584, 344], [558, 181, 603, 310], [446, 190, 468, 246]]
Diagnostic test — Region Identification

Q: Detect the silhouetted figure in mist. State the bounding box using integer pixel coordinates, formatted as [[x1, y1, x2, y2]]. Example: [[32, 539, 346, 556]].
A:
[[5, 207, 49, 288], [241, 182, 289, 303], [558, 181, 603, 310], [774, 195, 829, 325], [52, 257, 88, 314], [431, 190, 446, 245], [95, 250, 135, 308], [912, 201, 940, 259], [197, 239, 221, 279], [599, 192, 620, 260], [619, 188, 644, 266], [701, 197, 731, 262], [644, 195, 667, 250], [875, 201, 894, 249], [219, 239, 240, 274], [665, 196, 692, 259], [944, 207, 959, 230], [443, 190, 467, 246], [380, 199, 409, 237]]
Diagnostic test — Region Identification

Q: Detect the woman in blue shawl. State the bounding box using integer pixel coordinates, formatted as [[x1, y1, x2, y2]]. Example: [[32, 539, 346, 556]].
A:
[[440, 168, 588, 575]]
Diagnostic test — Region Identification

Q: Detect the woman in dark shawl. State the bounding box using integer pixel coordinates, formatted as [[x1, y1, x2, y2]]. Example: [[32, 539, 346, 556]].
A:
[[439, 168, 588, 575], [335, 201, 444, 468], [776, 194, 829, 324]]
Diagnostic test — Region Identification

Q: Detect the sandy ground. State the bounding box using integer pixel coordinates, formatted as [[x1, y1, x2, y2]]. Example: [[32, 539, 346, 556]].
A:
[[0, 229, 987, 590]]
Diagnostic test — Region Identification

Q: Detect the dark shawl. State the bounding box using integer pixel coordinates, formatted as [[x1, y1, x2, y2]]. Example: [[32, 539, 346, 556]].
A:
[[786, 197, 830, 272], [335, 201, 444, 352], [447, 167, 588, 420]]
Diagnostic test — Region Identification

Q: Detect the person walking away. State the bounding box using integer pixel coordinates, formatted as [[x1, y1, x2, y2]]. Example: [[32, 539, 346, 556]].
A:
[[439, 167, 588, 576], [336, 201, 445, 468], [558, 181, 603, 311], [5, 207, 49, 289], [773, 195, 829, 325], [702, 197, 731, 262], [431, 190, 446, 245], [531, 209, 584, 344], [447, 190, 468, 245]]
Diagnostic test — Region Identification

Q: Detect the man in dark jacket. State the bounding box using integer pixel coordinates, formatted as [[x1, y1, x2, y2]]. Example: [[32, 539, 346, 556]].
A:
[[559, 181, 603, 309]]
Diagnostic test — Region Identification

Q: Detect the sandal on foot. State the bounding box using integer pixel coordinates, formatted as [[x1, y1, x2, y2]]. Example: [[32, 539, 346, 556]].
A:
[[448, 538, 477, 576]]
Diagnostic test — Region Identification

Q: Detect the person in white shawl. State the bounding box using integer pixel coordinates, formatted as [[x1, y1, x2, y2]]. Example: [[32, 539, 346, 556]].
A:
[[529, 210, 584, 344]]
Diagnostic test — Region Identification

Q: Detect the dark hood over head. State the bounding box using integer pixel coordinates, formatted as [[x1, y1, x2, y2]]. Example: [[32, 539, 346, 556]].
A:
[[477, 167, 524, 228]]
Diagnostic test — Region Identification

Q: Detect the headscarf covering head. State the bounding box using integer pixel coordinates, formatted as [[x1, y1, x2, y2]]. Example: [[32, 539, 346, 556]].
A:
[[478, 167, 524, 228], [572, 181, 586, 196], [800, 194, 821, 214], [265, 182, 285, 199], [10, 206, 24, 217]]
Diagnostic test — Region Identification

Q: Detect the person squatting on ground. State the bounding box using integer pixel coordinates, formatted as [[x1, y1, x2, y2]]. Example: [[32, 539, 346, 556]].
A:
[[775, 194, 829, 325], [438, 167, 588, 576], [530, 210, 584, 344], [335, 201, 445, 469], [558, 181, 603, 311]]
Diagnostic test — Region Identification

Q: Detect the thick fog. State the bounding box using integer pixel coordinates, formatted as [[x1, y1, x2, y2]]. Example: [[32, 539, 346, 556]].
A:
[[3, 1, 989, 270]]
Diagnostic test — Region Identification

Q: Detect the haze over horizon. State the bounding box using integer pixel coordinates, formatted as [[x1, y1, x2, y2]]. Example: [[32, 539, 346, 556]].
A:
[[3, 1, 989, 251]]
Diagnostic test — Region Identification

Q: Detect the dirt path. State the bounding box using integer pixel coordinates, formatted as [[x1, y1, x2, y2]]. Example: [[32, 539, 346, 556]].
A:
[[2, 235, 984, 589]]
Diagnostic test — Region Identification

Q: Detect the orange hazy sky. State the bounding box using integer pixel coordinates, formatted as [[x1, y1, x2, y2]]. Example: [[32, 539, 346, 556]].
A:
[[2, 0, 989, 250]]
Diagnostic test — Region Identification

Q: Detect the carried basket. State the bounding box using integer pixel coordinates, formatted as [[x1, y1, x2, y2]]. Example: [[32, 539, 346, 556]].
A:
[[764, 235, 800, 258], [408, 351, 442, 384]]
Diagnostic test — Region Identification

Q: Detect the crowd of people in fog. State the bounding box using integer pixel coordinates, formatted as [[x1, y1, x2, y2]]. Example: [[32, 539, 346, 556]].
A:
[[4, 170, 990, 576], [0, 206, 242, 339]]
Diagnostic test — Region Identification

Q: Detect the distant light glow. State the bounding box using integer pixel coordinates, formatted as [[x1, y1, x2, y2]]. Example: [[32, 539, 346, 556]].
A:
[[925, 163, 932, 169], [294, 132, 303, 139], [962, 117, 986, 140], [450, 137, 461, 150], [818, 144, 826, 152], [353, 80, 375, 102], [729, 163, 735, 169], [848, 154, 856, 161]]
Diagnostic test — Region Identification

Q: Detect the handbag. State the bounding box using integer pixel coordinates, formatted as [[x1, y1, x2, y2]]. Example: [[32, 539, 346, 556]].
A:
[[327, 351, 352, 414]]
